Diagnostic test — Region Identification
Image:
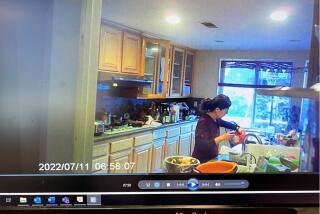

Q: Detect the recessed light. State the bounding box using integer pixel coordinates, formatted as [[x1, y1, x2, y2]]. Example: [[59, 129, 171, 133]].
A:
[[166, 15, 180, 24], [270, 10, 288, 21]]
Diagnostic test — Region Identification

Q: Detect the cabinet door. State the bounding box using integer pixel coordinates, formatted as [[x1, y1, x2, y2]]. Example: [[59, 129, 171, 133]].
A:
[[166, 45, 173, 97], [179, 133, 191, 156], [109, 149, 132, 174], [122, 31, 141, 75], [170, 47, 184, 97], [165, 137, 179, 157], [139, 38, 170, 98], [132, 143, 153, 173], [98, 24, 122, 72], [190, 132, 196, 155], [183, 51, 194, 97], [151, 139, 166, 173]]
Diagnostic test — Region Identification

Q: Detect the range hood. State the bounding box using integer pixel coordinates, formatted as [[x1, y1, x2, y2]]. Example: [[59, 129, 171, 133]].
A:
[[98, 72, 152, 88], [256, 83, 320, 100]]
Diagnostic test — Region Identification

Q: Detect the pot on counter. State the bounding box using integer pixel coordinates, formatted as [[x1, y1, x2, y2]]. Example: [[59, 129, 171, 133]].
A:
[[194, 161, 237, 173], [163, 156, 200, 173]]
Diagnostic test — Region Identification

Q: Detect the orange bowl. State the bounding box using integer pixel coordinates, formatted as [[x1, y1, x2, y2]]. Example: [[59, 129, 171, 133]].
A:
[[195, 161, 237, 173]]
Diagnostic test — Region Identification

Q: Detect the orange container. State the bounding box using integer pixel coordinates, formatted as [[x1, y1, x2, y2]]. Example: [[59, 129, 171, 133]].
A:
[[195, 161, 237, 173]]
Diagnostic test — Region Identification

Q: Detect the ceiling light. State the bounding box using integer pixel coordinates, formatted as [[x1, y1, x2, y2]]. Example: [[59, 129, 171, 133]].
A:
[[166, 15, 180, 24], [270, 10, 288, 21]]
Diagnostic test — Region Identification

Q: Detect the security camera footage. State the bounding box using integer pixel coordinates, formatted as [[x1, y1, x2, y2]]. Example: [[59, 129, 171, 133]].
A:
[[0, 0, 319, 175]]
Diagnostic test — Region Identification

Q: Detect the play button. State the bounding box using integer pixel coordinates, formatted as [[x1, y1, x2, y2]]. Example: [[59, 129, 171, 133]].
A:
[[187, 178, 199, 191]]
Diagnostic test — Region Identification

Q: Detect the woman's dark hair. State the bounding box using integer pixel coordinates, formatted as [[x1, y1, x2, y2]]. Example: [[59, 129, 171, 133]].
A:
[[199, 94, 231, 113]]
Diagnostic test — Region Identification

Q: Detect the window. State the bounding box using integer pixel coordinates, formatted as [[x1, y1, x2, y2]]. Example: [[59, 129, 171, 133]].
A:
[[218, 60, 293, 133]]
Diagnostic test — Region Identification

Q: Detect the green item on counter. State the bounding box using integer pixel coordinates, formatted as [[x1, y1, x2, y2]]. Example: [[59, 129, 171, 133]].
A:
[[266, 163, 291, 173], [280, 157, 299, 170], [268, 156, 281, 165]]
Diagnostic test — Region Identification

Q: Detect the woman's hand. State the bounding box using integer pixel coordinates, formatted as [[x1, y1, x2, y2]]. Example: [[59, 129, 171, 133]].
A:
[[215, 131, 235, 144], [222, 131, 236, 141]]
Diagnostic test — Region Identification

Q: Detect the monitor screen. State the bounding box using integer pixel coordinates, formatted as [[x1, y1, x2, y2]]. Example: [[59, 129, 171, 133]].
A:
[[0, 0, 319, 210]]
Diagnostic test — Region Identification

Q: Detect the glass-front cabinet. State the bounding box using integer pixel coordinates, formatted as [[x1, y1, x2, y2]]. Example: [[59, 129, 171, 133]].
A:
[[182, 50, 194, 96], [138, 38, 170, 98], [170, 47, 185, 97]]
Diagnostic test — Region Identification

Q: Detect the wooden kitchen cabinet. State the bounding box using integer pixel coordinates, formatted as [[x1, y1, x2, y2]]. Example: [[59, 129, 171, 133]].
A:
[[178, 133, 192, 156], [165, 136, 179, 157], [182, 50, 195, 97], [98, 24, 122, 72], [138, 38, 170, 98], [132, 133, 153, 173], [99, 23, 142, 75], [121, 31, 141, 75], [109, 149, 133, 173], [108, 138, 133, 173], [151, 138, 166, 173], [132, 143, 153, 173], [190, 132, 196, 155], [167, 47, 195, 98], [169, 47, 185, 97]]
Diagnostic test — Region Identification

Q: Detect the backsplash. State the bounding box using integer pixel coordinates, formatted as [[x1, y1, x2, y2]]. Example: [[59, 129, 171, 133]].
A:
[[96, 88, 194, 120]]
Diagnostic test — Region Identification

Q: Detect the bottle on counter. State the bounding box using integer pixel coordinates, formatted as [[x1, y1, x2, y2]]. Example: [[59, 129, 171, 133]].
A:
[[171, 108, 176, 123], [162, 107, 168, 124], [166, 107, 171, 123]]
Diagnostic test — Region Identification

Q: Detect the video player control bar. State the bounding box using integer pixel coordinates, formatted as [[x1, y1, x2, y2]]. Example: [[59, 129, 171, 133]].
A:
[[138, 179, 249, 190]]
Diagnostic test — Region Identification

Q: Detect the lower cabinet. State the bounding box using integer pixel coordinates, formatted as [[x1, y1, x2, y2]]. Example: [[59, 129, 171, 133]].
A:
[[165, 136, 179, 157], [109, 149, 133, 173], [132, 143, 153, 173], [151, 138, 166, 173], [93, 122, 198, 174], [178, 133, 192, 156], [190, 132, 196, 155]]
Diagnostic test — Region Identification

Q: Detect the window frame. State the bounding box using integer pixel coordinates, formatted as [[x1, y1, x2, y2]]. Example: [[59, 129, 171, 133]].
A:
[[217, 59, 294, 130]]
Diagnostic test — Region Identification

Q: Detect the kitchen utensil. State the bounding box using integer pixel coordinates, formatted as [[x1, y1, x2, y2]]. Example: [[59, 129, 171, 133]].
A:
[[163, 156, 200, 173], [195, 161, 237, 173]]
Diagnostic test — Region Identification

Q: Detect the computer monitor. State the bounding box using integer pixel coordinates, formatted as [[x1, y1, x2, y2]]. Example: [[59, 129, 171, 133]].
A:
[[0, 0, 319, 211]]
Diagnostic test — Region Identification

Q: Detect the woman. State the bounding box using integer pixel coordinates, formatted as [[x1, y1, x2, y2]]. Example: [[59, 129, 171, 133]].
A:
[[192, 94, 242, 163]]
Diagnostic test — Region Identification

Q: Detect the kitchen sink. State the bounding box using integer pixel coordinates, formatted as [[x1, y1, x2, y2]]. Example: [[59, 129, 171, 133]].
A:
[[245, 144, 301, 161]]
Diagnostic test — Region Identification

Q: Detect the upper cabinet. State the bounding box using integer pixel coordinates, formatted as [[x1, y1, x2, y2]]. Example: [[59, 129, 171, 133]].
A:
[[138, 38, 170, 98], [121, 31, 141, 75], [167, 47, 195, 98], [98, 23, 142, 75], [98, 21, 195, 98], [169, 47, 185, 97], [98, 24, 122, 72], [182, 50, 195, 97]]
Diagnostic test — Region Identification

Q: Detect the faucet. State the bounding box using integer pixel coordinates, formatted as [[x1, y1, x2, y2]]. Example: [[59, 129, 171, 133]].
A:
[[242, 133, 263, 152]]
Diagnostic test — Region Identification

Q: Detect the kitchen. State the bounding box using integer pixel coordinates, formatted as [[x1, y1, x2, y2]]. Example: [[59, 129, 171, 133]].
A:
[[92, 0, 319, 174], [0, 0, 318, 175]]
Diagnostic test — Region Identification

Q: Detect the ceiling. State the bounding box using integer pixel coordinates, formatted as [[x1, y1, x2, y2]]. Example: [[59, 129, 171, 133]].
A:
[[102, 0, 314, 50]]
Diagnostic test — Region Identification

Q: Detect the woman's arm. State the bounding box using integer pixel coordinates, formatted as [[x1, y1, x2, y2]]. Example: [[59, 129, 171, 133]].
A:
[[218, 119, 240, 131]]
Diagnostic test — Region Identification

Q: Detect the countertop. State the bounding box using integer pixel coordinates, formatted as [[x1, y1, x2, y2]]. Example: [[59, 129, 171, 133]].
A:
[[94, 120, 198, 142]]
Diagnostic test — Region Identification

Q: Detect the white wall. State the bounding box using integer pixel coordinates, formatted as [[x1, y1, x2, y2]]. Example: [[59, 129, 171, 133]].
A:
[[0, 0, 53, 173], [192, 50, 309, 98], [45, 0, 82, 163], [0, 0, 83, 173]]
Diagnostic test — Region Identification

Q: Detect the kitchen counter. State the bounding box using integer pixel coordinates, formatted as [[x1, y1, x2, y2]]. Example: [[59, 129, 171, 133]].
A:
[[94, 120, 198, 142]]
